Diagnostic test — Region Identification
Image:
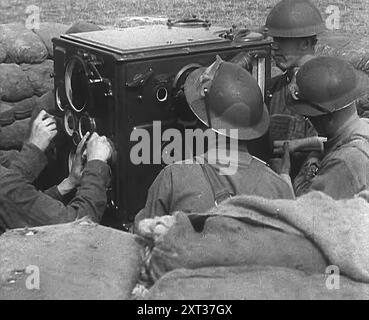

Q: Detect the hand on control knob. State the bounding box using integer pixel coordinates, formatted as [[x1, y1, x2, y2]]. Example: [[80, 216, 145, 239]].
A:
[[87, 132, 113, 163], [28, 110, 57, 152]]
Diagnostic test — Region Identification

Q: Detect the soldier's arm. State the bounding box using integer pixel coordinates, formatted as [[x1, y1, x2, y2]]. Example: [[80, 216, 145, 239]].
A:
[[304, 158, 359, 200], [2, 142, 68, 202], [2, 143, 48, 183], [0, 160, 110, 230], [0, 150, 20, 168], [2, 109, 57, 183], [3, 143, 77, 202]]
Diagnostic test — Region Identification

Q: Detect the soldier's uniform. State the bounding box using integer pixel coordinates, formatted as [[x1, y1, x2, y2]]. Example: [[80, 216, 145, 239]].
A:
[[136, 146, 294, 223], [291, 56, 369, 199], [135, 58, 294, 227], [0, 142, 111, 234], [303, 118, 369, 199], [0, 147, 68, 202]]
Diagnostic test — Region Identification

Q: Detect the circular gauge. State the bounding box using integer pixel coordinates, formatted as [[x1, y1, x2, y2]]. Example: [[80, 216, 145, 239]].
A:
[[172, 64, 202, 122], [55, 87, 64, 112], [72, 131, 81, 146], [78, 114, 96, 137], [65, 57, 89, 112], [156, 87, 168, 103], [64, 110, 76, 137], [173, 63, 202, 91]]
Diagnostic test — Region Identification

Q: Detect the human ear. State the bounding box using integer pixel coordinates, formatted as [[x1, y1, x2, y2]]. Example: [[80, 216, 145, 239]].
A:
[[298, 39, 310, 52]]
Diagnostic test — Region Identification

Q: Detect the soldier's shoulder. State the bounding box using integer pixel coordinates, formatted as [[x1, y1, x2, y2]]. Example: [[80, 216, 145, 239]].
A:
[[327, 142, 369, 167], [162, 159, 200, 174], [250, 156, 282, 178]]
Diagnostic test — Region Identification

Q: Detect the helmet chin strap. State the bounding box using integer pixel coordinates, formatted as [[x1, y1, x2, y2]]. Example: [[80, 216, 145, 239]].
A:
[[197, 55, 223, 97], [204, 88, 213, 129], [305, 102, 331, 115], [199, 55, 224, 130]]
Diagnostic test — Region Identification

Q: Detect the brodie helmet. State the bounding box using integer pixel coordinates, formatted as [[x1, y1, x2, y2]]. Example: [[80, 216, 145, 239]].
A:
[[293, 56, 369, 117], [265, 0, 326, 38], [184, 56, 269, 140]]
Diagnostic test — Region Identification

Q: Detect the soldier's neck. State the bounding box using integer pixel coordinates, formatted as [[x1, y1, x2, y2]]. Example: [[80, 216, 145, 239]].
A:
[[327, 113, 360, 140]]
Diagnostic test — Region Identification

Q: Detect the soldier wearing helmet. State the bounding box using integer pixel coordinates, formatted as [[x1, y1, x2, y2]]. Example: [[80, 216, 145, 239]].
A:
[[265, 0, 325, 144], [287, 56, 369, 199], [134, 56, 294, 228]]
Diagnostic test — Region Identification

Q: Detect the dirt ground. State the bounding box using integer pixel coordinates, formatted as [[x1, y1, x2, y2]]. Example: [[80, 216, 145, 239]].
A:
[[0, 0, 368, 35]]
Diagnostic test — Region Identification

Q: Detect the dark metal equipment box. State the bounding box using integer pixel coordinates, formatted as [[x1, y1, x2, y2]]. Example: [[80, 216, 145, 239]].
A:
[[52, 23, 272, 228]]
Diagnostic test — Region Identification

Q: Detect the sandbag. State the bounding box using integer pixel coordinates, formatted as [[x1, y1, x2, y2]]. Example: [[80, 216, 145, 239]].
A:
[[1, 91, 55, 120], [0, 92, 54, 133], [0, 101, 13, 113], [21, 60, 54, 96], [0, 97, 35, 126], [0, 118, 30, 150], [146, 266, 369, 300], [0, 64, 34, 102], [0, 44, 6, 63], [0, 91, 56, 150], [0, 23, 48, 64], [0, 220, 143, 300], [0, 109, 15, 126], [30, 91, 56, 120], [32, 23, 70, 58], [0, 96, 37, 117], [139, 212, 327, 283], [197, 192, 369, 283]]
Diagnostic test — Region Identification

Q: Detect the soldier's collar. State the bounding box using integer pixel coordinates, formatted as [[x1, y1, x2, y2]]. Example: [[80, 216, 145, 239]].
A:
[[325, 117, 362, 152]]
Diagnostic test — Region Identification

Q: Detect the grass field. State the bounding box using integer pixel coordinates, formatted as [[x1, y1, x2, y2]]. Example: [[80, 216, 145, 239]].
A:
[[0, 0, 368, 35]]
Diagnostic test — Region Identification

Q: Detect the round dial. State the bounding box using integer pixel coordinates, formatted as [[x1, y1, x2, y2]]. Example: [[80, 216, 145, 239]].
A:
[[65, 57, 89, 112], [78, 114, 96, 137], [64, 110, 76, 137]]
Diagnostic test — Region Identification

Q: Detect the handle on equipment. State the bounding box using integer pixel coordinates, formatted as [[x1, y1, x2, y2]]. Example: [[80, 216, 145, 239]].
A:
[[167, 16, 211, 28]]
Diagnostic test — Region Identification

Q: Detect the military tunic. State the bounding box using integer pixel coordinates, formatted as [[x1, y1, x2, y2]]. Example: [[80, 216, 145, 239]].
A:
[[297, 118, 369, 199], [0, 142, 111, 234], [135, 147, 295, 227]]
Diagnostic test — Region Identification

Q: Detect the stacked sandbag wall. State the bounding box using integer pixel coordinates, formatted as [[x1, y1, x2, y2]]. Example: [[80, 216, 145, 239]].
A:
[[0, 22, 69, 150], [0, 220, 143, 300]]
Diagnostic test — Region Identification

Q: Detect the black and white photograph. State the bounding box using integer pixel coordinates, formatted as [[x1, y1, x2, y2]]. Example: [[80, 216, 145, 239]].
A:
[[1, 0, 369, 305]]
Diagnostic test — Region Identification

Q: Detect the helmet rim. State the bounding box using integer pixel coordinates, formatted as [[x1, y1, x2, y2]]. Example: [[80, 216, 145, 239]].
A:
[[184, 65, 270, 140]]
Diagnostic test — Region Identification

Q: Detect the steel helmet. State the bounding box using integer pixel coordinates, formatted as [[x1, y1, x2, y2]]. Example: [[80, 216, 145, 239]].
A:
[[265, 0, 326, 38], [292, 56, 369, 116], [184, 56, 270, 140]]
